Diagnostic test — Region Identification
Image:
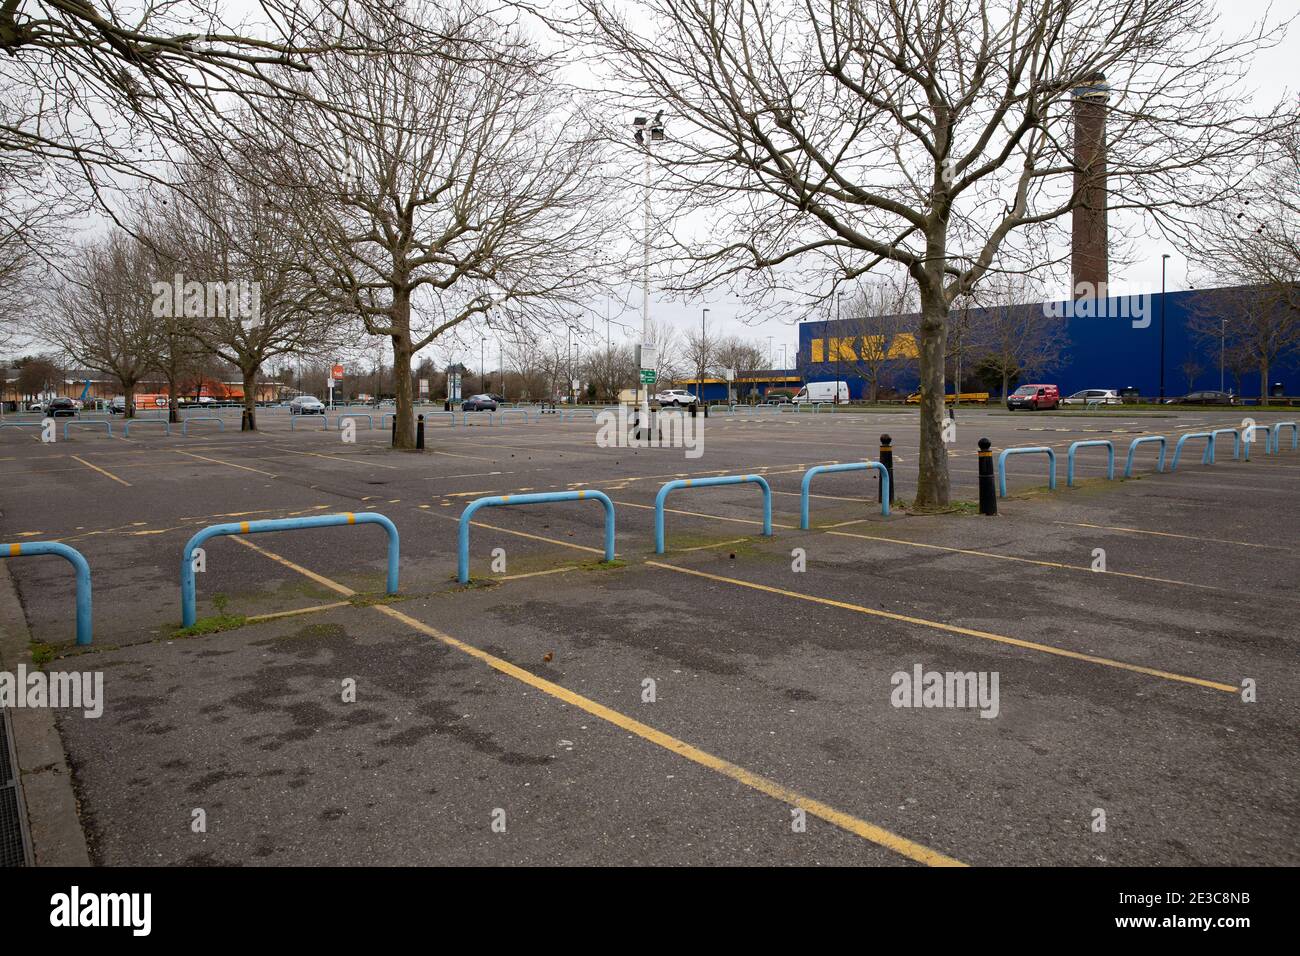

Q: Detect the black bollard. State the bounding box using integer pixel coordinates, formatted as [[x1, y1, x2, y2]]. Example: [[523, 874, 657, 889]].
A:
[[703, 402, 709, 418], [978, 437, 997, 515], [444, 400, 451, 412], [689, 401, 697, 418], [416, 414, 425, 450], [391, 413, 396, 446], [879, 434, 896, 504]]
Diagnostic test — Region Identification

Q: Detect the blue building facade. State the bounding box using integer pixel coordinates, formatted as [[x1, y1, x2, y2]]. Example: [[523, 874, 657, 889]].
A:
[[796, 288, 1298, 400]]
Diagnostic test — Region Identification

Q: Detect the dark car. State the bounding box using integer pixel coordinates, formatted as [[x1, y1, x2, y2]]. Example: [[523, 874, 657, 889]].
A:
[[1166, 390, 1236, 406], [462, 394, 498, 412], [46, 397, 78, 417]]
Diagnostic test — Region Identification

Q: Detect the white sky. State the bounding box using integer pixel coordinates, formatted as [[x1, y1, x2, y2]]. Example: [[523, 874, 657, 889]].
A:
[[11, 0, 1296, 374]]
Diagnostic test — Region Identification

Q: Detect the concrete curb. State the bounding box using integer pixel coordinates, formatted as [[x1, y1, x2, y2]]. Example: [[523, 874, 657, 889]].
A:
[[0, 561, 91, 866]]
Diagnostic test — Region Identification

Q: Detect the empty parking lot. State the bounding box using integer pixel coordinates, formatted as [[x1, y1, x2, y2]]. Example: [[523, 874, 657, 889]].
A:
[[1, 404, 1296, 866]]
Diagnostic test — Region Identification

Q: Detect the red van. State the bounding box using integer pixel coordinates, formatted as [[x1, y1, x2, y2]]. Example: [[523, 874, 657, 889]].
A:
[[1006, 383, 1060, 411]]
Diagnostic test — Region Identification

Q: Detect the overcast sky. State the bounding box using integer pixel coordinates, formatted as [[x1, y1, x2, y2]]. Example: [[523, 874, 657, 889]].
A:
[[13, 1, 1296, 375]]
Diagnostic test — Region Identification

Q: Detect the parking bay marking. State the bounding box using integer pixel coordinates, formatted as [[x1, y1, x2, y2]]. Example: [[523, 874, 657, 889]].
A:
[[228, 535, 963, 867], [174, 450, 280, 478], [1050, 520, 1293, 552], [824, 529, 1242, 595], [70, 455, 132, 487], [424, 502, 1237, 694], [644, 562, 1237, 693]]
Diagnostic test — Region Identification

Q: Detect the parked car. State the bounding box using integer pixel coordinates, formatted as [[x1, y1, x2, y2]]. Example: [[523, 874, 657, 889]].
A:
[[1165, 390, 1236, 406], [108, 397, 130, 415], [462, 394, 498, 412], [654, 388, 699, 407], [1061, 388, 1122, 406], [487, 394, 507, 405], [764, 393, 792, 404], [26, 401, 46, 413], [288, 396, 326, 415], [46, 397, 78, 417], [793, 381, 849, 405], [1006, 384, 1060, 411]]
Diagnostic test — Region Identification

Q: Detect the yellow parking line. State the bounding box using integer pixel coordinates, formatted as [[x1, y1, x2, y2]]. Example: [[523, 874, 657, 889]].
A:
[[274, 447, 399, 470], [175, 450, 279, 478], [645, 561, 1237, 694], [614, 498, 798, 530], [1051, 520, 1293, 551], [424, 510, 607, 555], [246, 601, 353, 623], [826, 530, 1231, 593], [71, 455, 132, 487], [228, 536, 962, 865]]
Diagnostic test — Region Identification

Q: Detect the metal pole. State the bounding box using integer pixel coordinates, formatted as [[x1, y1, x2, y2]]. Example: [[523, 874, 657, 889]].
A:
[[700, 308, 709, 403], [1159, 254, 1169, 401], [1220, 319, 1225, 392], [643, 138, 651, 414]]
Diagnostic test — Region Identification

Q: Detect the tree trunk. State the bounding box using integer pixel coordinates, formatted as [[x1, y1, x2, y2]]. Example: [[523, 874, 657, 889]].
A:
[[242, 369, 258, 431], [1259, 360, 1269, 407], [166, 366, 181, 424], [914, 284, 950, 510], [392, 347, 416, 450], [123, 380, 137, 419]]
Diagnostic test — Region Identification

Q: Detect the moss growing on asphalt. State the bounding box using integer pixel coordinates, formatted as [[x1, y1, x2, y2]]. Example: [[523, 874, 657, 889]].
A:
[[28, 641, 56, 667], [173, 614, 247, 638]]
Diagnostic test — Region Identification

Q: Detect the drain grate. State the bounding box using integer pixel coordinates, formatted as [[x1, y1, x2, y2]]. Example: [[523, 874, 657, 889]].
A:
[[0, 710, 32, 866]]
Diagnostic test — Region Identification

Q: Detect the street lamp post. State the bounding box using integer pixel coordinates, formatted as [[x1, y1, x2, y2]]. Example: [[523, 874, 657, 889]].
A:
[[699, 307, 709, 403], [633, 111, 664, 419], [1159, 254, 1170, 401], [1220, 318, 1226, 392]]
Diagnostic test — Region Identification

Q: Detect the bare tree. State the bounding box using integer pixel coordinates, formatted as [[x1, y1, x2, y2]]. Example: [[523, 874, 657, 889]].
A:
[[682, 327, 717, 402], [145, 153, 346, 430], [583, 343, 636, 402], [712, 336, 767, 396], [0, 2, 441, 181], [1188, 286, 1299, 405], [252, 7, 615, 447], [14, 354, 63, 403], [44, 231, 165, 417], [972, 293, 1069, 399], [1187, 121, 1299, 404], [578, 0, 1286, 507]]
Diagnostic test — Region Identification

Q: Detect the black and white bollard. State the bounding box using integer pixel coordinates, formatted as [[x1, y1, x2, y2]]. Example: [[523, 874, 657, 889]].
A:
[[978, 437, 997, 515], [879, 434, 896, 504]]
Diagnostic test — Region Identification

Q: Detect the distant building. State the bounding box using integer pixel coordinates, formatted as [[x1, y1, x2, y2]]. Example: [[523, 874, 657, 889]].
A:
[[798, 287, 1298, 400]]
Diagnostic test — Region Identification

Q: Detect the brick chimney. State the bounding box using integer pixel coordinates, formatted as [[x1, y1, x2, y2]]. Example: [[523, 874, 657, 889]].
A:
[[1071, 75, 1110, 298]]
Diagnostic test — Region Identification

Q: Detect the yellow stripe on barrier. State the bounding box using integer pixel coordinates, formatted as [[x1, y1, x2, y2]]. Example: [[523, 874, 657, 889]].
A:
[[577, 490, 586, 499], [8, 543, 20, 556], [501, 495, 511, 504], [346, 512, 356, 525], [240, 521, 250, 534]]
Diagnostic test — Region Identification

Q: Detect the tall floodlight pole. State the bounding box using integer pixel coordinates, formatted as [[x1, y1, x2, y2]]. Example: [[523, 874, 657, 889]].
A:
[[700, 307, 709, 402], [633, 112, 664, 418]]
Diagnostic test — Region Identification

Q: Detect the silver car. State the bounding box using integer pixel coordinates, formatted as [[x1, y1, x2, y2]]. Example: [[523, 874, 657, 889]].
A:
[[1061, 388, 1121, 406], [289, 396, 326, 415]]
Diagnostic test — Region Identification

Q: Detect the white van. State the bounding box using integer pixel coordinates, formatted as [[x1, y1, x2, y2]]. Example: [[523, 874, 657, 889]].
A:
[[792, 381, 849, 405]]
